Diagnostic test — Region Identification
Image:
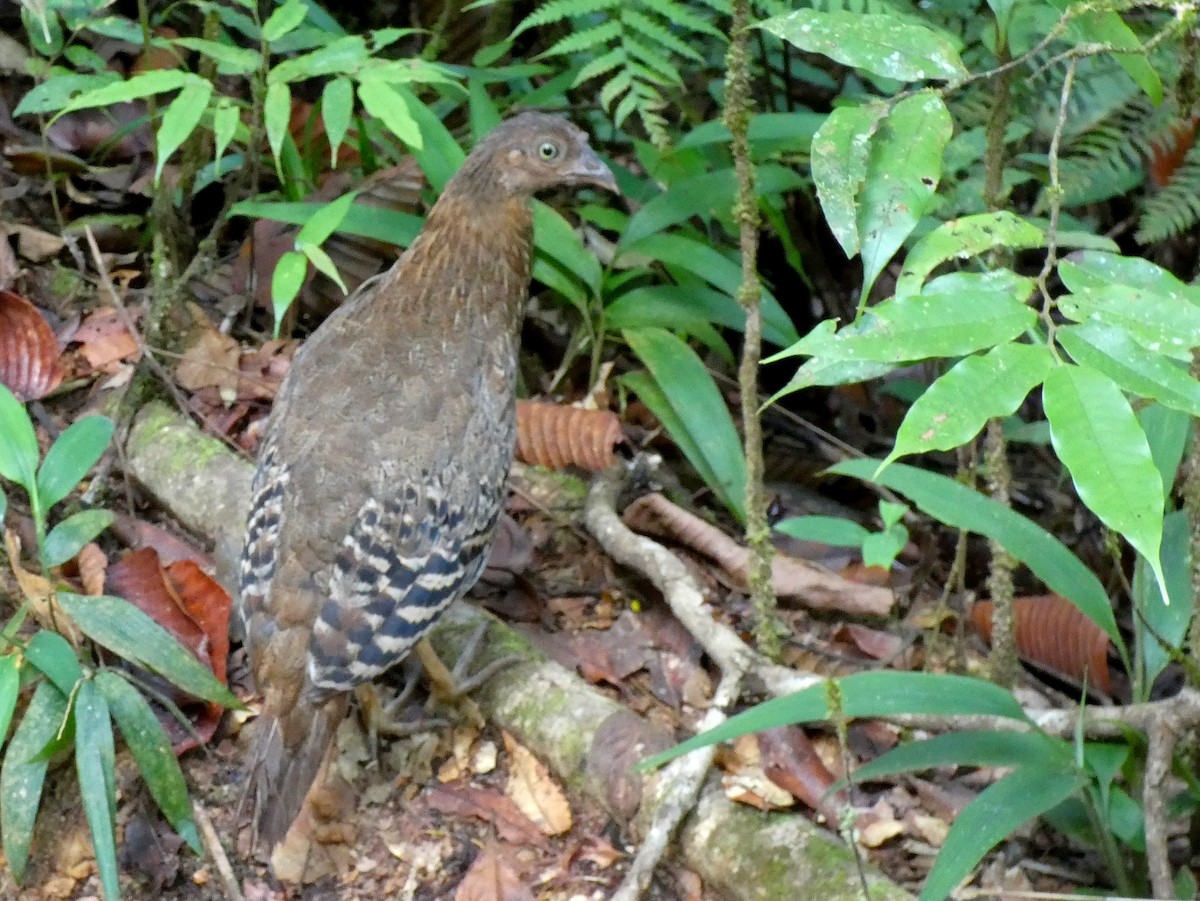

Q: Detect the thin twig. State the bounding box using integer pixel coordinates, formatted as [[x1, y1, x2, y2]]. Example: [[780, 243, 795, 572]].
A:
[[193, 800, 245, 901]]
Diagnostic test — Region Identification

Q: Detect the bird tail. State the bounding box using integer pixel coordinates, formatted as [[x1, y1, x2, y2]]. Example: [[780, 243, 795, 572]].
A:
[[244, 694, 349, 850]]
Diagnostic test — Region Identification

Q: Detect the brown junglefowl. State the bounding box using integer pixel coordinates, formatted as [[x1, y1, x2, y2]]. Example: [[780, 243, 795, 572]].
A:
[[239, 112, 616, 858]]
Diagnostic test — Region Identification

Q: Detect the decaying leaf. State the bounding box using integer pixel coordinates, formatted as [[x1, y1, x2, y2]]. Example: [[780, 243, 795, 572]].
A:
[[71, 307, 140, 371], [0, 288, 64, 400], [515, 400, 623, 471], [454, 843, 534, 901], [502, 731, 572, 835], [3, 529, 82, 645]]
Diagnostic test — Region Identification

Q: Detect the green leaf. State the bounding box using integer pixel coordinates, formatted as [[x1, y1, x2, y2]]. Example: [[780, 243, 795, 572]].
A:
[[357, 81, 423, 152], [262, 0, 308, 42], [641, 671, 1031, 769], [810, 103, 887, 258], [1, 680, 68, 883], [54, 70, 193, 119], [155, 80, 213, 186], [1055, 5, 1162, 104], [212, 99, 241, 165], [13, 71, 120, 117], [271, 250, 308, 337], [56, 592, 240, 708], [606, 285, 751, 337], [881, 343, 1053, 470], [921, 764, 1086, 901], [0, 384, 39, 495], [760, 10, 968, 82], [861, 522, 908, 569], [296, 191, 357, 247], [299, 244, 348, 295], [1060, 251, 1200, 305], [896, 212, 1045, 298], [1043, 365, 1167, 601], [96, 670, 201, 852], [1133, 511, 1191, 694], [322, 78, 354, 166], [535, 202, 600, 295], [75, 680, 118, 901], [382, 85, 462, 189], [829, 459, 1120, 643], [1057, 323, 1200, 416], [268, 35, 368, 83], [24, 631, 82, 697], [36, 416, 113, 512], [854, 730, 1072, 782], [43, 509, 115, 568], [780, 272, 1036, 364], [230, 200, 422, 246], [857, 92, 953, 304], [773, 516, 870, 548], [264, 80, 291, 170], [624, 328, 746, 522], [172, 37, 259, 75], [0, 654, 21, 748]]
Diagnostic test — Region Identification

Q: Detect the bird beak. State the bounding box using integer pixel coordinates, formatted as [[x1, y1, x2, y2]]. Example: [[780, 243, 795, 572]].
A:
[[569, 146, 619, 194]]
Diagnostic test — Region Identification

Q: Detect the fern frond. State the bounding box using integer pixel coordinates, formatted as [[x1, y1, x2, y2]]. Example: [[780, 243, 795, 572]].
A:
[[623, 8, 705, 63], [512, 0, 620, 37], [1137, 146, 1200, 244], [540, 21, 623, 58]]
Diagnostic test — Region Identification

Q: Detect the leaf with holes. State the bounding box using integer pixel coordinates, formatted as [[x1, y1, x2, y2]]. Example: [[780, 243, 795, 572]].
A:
[[810, 102, 887, 258]]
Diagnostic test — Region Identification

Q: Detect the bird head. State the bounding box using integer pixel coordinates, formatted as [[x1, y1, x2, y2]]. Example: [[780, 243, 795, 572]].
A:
[[467, 112, 619, 198]]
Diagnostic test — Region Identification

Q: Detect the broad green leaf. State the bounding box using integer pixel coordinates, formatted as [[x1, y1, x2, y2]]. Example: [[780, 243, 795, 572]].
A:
[[773, 516, 870, 547], [13, 71, 120, 117], [781, 272, 1035, 364], [830, 459, 1119, 642], [268, 35, 368, 83], [532, 256, 588, 317], [172, 37, 259, 74], [271, 250, 308, 337], [810, 102, 887, 258], [262, 0, 308, 42], [606, 285, 749, 336], [760, 10, 968, 82], [297, 191, 357, 247], [641, 671, 1031, 769], [1043, 365, 1167, 600], [861, 521, 908, 569], [43, 508, 114, 567], [0, 384, 39, 494], [54, 70, 192, 119], [382, 85, 462, 188], [854, 730, 1072, 782], [24, 631, 82, 697], [535, 202, 600, 295], [57, 592, 240, 708], [264, 81, 291, 168], [624, 328, 746, 521], [766, 356, 896, 401], [1053, 5, 1162, 104], [75, 680, 118, 901], [321, 78, 354, 166], [212, 99, 240, 165], [858, 92, 953, 304], [1058, 284, 1200, 362], [1057, 323, 1200, 416], [1133, 510, 1190, 694], [1060, 251, 1200, 305], [155, 80, 213, 186], [1139, 403, 1190, 502], [1, 680, 68, 882], [922, 764, 1086, 901], [0, 654, 21, 748], [896, 212, 1045, 297], [678, 111, 827, 156], [881, 343, 1053, 470], [230, 200, 423, 246], [37, 416, 113, 512], [357, 81, 423, 152], [96, 670, 201, 852], [619, 165, 805, 250]]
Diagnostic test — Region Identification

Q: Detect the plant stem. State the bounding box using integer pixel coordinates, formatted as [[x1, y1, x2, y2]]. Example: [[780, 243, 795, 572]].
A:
[[725, 0, 780, 659]]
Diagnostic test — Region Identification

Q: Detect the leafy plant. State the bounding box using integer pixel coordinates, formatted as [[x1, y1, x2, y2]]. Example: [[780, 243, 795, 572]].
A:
[[0, 384, 239, 900]]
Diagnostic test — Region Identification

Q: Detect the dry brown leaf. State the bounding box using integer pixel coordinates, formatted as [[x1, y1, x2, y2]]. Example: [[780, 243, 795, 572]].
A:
[[623, 493, 894, 616], [453, 845, 534, 901], [502, 731, 572, 835], [758, 726, 844, 818], [425, 785, 546, 847], [10, 223, 67, 263], [4, 529, 81, 645], [515, 400, 623, 471], [176, 325, 241, 396], [76, 542, 107, 596], [72, 307, 139, 370], [0, 288, 64, 400]]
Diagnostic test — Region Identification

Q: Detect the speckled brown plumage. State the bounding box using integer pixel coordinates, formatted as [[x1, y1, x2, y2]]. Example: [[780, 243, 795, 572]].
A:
[[238, 112, 616, 851]]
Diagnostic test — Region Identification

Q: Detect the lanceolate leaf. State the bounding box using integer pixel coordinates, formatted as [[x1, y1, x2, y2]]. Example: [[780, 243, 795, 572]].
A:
[[321, 78, 354, 166], [263, 80, 291, 168], [759, 10, 968, 83], [1, 680, 68, 883], [896, 212, 1045, 297], [53, 69, 191, 119], [155, 79, 213, 186], [1043, 365, 1167, 600], [830, 459, 1119, 642], [922, 764, 1086, 901], [36, 415, 114, 512], [57, 592, 241, 708], [96, 670, 201, 853], [74, 681, 118, 901], [1057, 323, 1200, 415], [857, 92, 952, 305], [881, 342, 1054, 469], [24, 631, 82, 696], [1057, 283, 1200, 361], [810, 102, 887, 258], [854, 730, 1072, 782], [0, 654, 20, 750], [0, 384, 39, 495]]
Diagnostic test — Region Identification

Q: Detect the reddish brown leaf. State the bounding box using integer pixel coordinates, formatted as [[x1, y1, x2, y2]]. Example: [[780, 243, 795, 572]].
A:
[[71, 307, 139, 370], [111, 513, 214, 569], [76, 543, 107, 596], [425, 785, 547, 847], [0, 289, 64, 400], [757, 726, 845, 819], [971, 594, 1113, 695], [515, 400, 623, 471], [454, 844, 534, 901], [176, 324, 241, 395]]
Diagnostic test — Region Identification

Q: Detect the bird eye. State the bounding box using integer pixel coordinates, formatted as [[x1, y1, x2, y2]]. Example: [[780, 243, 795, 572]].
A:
[[537, 141, 560, 160]]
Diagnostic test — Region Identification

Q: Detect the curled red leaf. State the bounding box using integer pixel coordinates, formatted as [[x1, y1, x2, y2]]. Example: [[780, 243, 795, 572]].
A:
[[515, 400, 623, 472], [0, 289, 63, 401]]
